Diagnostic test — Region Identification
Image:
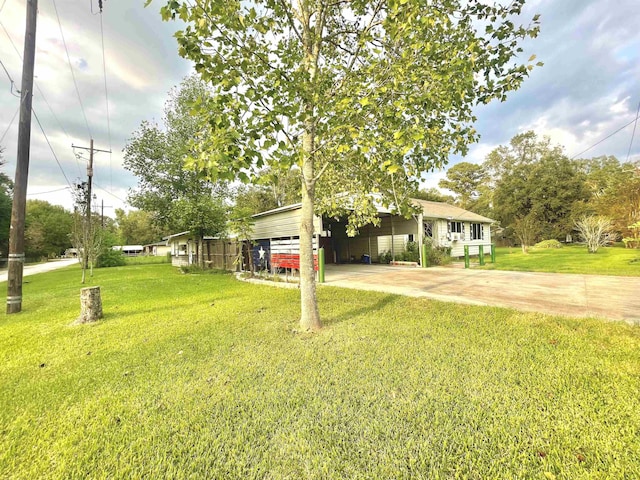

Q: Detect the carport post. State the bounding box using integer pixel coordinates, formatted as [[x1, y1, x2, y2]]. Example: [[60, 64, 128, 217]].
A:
[[479, 245, 485, 266], [464, 245, 469, 269], [491, 244, 496, 263], [421, 243, 428, 268], [318, 247, 325, 283]]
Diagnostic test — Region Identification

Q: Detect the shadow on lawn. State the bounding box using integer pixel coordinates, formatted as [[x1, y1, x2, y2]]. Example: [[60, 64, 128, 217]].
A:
[[321, 293, 399, 326]]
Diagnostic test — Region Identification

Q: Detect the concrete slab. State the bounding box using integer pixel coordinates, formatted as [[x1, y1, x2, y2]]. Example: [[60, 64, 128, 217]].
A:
[[323, 264, 640, 324]]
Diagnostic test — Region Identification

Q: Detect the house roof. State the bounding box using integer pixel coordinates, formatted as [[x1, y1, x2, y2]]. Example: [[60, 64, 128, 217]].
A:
[[411, 199, 495, 223], [143, 241, 169, 247], [251, 203, 303, 218], [251, 198, 495, 224]]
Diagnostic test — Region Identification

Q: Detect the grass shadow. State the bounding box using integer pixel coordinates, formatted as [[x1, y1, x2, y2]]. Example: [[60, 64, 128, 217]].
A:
[[321, 292, 400, 326]]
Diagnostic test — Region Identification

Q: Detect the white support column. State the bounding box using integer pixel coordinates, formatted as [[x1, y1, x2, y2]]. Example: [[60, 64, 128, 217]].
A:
[[417, 212, 424, 266], [391, 215, 395, 260]]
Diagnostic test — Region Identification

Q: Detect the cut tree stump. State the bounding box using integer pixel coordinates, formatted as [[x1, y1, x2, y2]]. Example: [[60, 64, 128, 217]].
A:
[[77, 286, 103, 324]]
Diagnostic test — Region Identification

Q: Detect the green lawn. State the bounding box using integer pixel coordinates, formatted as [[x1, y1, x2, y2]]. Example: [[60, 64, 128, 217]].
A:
[[481, 245, 640, 276], [1, 264, 639, 478]]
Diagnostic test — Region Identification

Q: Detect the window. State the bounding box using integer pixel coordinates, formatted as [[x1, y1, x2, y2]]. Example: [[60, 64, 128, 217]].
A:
[[449, 221, 462, 233], [423, 222, 433, 238], [471, 223, 484, 240]]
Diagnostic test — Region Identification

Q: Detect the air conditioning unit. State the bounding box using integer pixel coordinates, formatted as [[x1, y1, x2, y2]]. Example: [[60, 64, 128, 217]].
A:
[[451, 233, 461, 241]]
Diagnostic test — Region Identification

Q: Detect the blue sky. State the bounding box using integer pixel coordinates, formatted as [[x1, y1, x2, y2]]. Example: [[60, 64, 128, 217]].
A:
[[1, 0, 639, 213]]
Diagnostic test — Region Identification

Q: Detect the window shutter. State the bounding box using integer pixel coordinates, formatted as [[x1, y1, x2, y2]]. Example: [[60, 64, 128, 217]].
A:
[[447, 221, 451, 240], [462, 222, 465, 239], [481, 224, 485, 240]]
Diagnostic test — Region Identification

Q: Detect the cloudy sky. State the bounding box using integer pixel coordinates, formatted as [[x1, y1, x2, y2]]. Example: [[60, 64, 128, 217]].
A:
[[0, 0, 639, 215]]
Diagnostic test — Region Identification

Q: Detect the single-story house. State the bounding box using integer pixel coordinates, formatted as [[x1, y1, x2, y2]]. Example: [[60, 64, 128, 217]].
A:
[[248, 199, 495, 267], [112, 245, 144, 256], [142, 241, 171, 257], [165, 231, 240, 270]]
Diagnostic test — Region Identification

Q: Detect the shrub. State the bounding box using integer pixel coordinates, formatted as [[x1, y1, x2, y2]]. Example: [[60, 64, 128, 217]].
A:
[[534, 239, 563, 249], [96, 248, 126, 268], [424, 240, 451, 266], [401, 241, 420, 262], [379, 250, 393, 264]]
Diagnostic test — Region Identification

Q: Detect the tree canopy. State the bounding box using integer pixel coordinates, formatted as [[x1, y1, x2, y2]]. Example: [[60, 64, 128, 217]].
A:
[[24, 200, 73, 258], [123, 76, 228, 266], [154, 0, 541, 329]]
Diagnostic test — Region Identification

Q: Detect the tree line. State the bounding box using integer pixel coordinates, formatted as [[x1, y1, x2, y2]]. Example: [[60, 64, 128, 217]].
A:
[[434, 131, 639, 249]]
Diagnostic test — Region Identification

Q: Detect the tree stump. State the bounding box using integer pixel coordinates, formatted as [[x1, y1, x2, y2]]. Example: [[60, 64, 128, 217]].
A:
[[77, 286, 103, 324]]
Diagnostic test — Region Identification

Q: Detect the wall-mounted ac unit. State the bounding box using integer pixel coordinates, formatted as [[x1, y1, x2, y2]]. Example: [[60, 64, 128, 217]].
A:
[[451, 233, 461, 241]]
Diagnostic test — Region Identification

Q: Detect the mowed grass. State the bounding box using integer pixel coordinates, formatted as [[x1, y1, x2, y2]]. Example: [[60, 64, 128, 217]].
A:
[[481, 245, 640, 276], [1, 264, 639, 479]]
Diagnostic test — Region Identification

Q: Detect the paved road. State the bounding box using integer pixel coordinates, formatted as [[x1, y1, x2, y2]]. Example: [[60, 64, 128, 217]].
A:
[[0, 258, 78, 283], [324, 264, 640, 324]]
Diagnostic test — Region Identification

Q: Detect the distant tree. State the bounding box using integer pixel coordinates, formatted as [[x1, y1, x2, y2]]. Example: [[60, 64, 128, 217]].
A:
[[24, 200, 73, 258], [234, 167, 302, 215], [488, 132, 588, 242], [574, 215, 618, 253], [156, 0, 541, 330], [438, 162, 487, 209], [513, 213, 540, 253], [0, 149, 12, 256], [583, 158, 640, 239], [124, 76, 229, 267], [412, 188, 455, 204], [114, 209, 165, 245]]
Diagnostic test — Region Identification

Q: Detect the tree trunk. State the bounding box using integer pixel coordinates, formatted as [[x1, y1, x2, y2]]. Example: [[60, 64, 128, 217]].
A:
[[299, 132, 321, 331], [298, 6, 322, 331], [76, 286, 103, 324], [198, 235, 204, 269]]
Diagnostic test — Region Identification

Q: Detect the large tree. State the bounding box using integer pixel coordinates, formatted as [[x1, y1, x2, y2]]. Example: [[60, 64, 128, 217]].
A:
[[487, 132, 588, 243], [124, 76, 228, 267], [24, 200, 73, 258], [114, 209, 165, 246], [438, 161, 487, 209], [582, 157, 640, 239], [154, 0, 541, 330]]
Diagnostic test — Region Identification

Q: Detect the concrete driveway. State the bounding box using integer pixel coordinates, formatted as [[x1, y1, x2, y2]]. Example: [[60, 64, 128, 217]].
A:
[[324, 264, 640, 324], [0, 258, 77, 283]]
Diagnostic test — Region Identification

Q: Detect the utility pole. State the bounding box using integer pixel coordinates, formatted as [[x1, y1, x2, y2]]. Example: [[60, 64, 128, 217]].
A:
[[6, 0, 38, 314], [72, 141, 110, 271]]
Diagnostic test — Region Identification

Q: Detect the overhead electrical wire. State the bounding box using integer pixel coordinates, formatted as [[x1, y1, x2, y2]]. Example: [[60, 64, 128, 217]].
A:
[[0, 106, 19, 144], [27, 186, 71, 196], [93, 181, 127, 203], [99, 9, 113, 190], [570, 117, 639, 160], [2, 14, 84, 176], [625, 101, 640, 162], [52, 0, 93, 139], [33, 109, 74, 189], [0, 57, 20, 97]]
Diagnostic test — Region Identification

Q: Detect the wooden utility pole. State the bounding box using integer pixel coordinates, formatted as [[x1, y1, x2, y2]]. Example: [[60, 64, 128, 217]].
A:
[[6, 0, 38, 314], [72, 141, 110, 271]]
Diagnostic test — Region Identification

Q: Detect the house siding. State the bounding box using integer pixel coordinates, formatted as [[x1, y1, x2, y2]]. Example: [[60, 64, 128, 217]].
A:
[[251, 209, 322, 240]]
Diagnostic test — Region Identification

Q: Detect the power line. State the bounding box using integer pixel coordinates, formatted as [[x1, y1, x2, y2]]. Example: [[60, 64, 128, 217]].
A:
[[626, 101, 640, 162], [51, 0, 93, 138], [0, 0, 7, 13], [0, 106, 19, 144], [93, 181, 127, 203], [1, 21, 83, 176], [33, 108, 73, 188], [27, 186, 71, 196], [570, 117, 638, 159], [0, 57, 20, 96], [99, 10, 113, 190]]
